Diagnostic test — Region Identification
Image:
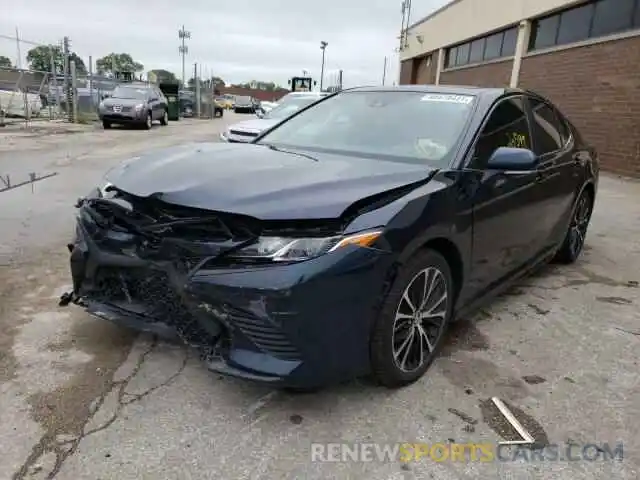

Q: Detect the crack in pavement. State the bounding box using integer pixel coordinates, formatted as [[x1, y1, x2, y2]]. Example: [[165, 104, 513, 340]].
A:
[[12, 337, 190, 480]]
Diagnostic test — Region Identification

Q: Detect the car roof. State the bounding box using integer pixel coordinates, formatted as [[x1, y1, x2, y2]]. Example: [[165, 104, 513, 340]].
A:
[[341, 84, 529, 103]]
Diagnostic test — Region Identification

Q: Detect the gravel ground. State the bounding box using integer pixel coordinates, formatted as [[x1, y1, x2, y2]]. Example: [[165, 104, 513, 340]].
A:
[[0, 116, 638, 480]]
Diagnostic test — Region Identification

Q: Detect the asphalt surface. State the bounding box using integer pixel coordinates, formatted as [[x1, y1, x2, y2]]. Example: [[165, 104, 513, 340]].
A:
[[0, 115, 638, 480]]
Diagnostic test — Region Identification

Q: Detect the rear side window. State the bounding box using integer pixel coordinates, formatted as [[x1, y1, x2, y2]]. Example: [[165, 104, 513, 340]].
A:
[[529, 98, 565, 155], [473, 96, 531, 168]]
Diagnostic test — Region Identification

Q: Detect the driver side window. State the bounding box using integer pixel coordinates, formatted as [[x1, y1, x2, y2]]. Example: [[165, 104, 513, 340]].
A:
[[472, 96, 531, 169]]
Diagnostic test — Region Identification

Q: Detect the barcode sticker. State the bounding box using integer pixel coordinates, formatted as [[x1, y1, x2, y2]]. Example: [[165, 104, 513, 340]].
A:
[[421, 94, 474, 104]]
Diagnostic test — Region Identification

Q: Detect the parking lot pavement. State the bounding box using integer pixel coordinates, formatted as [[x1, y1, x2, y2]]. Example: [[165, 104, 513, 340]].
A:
[[0, 119, 638, 479]]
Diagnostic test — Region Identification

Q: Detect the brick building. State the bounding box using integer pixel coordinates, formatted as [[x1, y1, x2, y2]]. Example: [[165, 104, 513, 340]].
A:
[[399, 0, 640, 177]]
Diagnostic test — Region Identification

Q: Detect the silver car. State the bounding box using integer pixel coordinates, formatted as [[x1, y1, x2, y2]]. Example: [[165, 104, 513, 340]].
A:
[[99, 84, 169, 130], [220, 93, 328, 143]]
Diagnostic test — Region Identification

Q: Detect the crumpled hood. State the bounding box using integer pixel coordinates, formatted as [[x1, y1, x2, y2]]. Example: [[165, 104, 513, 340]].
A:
[[228, 118, 280, 133], [105, 142, 436, 219]]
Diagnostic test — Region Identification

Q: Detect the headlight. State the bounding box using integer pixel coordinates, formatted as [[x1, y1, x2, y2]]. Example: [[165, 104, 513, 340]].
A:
[[134, 104, 144, 112], [229, 230, 382, 262]]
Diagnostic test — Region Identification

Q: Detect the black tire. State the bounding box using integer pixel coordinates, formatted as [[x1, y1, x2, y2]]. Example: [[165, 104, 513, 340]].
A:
[[370, 249, 454, 388], [102, 120, 111, 129], [553, 188, 594, 264], [160, 110, 168, 126], [143, 112, 152, 130]]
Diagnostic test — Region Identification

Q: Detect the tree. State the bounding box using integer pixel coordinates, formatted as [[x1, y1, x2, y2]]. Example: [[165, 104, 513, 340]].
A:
[[148, 69, 178, 84], [211, 76, 225, 87], [26, 45, 87, 74], [96, 53, 144, 75], [0, 56, 12, 68]]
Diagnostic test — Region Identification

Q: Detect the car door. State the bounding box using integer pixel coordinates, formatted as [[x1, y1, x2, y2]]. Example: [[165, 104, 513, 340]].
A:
[[463, 95, 542, 294], [526, 96, 582, 251], [148, 88, 160, 119]]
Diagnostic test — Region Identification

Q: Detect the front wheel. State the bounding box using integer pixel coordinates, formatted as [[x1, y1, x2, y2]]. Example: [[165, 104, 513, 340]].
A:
[[553, 188, 593, 264], [102, 120, 111, 129], [370, 249, 454, 388], [143, 112, 152, 130]]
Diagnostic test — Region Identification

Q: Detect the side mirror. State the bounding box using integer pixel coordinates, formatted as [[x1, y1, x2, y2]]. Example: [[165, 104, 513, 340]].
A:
[[487, 147, 537, 171]]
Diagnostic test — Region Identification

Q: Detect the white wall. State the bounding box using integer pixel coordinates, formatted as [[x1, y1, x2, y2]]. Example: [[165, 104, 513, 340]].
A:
[[400, 0, 584, 60]]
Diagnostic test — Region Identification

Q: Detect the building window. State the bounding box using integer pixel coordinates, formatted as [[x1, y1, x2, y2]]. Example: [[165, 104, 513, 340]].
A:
[[456, 43, 470, 66], [501, 27, 518, 56], [557, 3, 594, 44], [484, 32, 504, 60], [469, 38, 485, 63], [529, 0, 640, 52], [530, 15, 560, 49], [444, 25, 518, 69], [591, 0, 635, 36]]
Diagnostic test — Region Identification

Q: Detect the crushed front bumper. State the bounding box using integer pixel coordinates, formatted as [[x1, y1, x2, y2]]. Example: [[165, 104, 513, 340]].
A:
[[61, 204, 393, 388]]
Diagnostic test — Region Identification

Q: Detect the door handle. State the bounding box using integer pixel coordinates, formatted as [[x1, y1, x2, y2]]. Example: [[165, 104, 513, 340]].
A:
[[573, 152, 587, 165]]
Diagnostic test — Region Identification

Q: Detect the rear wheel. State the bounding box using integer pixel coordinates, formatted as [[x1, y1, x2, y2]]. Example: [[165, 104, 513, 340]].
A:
[[160, 110, 168, 126], [371, 249, 454, 388], [553, 188, 593, 264]]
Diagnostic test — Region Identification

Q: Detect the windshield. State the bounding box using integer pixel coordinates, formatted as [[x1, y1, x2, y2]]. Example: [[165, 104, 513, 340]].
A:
[[111, 86, 149, 100], [257, 91, 475, 165], [264, 96, 319, 119]]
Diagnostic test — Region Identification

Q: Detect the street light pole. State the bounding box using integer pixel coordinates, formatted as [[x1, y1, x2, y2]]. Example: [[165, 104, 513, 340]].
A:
[[319, 41, 328, 92]]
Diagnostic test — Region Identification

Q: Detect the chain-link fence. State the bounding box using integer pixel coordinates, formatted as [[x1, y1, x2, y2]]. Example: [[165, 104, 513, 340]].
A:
[[0, 32, 70, 126], [1, 29, 260, 126], [0, 66, 68, 125]]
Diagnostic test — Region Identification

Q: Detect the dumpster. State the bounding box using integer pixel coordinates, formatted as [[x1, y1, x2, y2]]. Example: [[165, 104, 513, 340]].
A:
[[159, 82, 180, 121]]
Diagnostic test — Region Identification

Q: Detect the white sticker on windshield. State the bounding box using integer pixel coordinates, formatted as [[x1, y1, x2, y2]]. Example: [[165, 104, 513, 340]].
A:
[[421, 94, 473, 104]]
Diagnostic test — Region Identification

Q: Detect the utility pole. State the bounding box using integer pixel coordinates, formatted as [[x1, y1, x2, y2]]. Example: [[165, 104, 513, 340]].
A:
[[399, 0, 412, 50], [382, 57, 388, 85], [63, 36, 72, 120], [178, 25, 191, 88], [15, 27, 22, 69], [319, 41, 328, 92]]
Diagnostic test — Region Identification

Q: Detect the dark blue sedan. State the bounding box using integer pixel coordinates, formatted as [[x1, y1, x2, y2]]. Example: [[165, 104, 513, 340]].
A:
[[60, 85, 598, 389]]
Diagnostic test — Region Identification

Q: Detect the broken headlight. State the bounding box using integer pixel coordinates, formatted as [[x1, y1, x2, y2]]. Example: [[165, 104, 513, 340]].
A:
[[229, 230, 382, 262]]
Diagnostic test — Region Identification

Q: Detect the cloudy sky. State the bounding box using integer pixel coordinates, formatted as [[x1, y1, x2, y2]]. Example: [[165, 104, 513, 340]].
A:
[[2, 0, 448, 88]]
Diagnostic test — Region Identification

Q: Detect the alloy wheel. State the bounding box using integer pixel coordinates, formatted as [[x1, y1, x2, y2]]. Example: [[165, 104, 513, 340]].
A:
[[392, 267, 449, 373], [569, 192, 591, 258], [146, 114, 152, 129]]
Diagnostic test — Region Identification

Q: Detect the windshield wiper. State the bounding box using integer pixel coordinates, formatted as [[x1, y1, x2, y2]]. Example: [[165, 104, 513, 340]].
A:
[[262, 144, 319, 162]]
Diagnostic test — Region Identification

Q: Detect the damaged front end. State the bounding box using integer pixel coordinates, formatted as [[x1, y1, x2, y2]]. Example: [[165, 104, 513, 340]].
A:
[[59, 185, 265, 355], [59, 184, 394, 386]]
